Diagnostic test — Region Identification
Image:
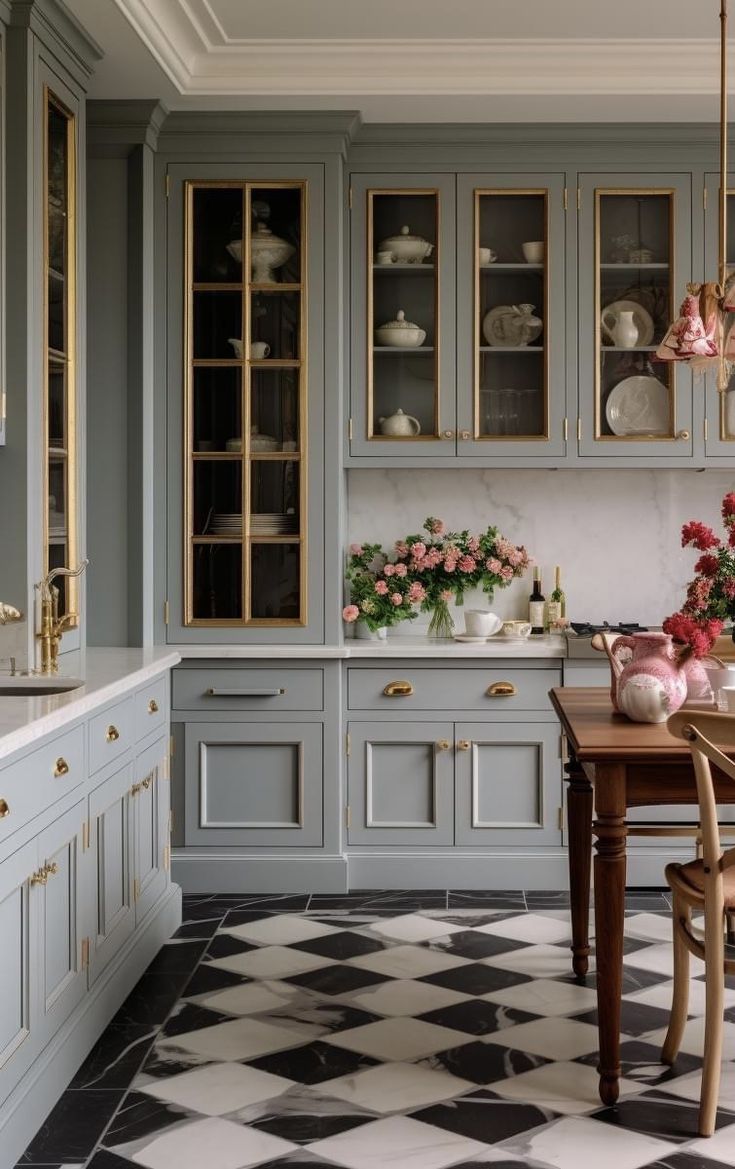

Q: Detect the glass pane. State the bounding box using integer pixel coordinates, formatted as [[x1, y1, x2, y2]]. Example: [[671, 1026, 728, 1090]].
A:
[[193, 367, 241, 452], [48, 453, 67, 534], [192, 187, 243, 283], [479, 355, 545, 437], [48, 366, 65, 448], [193, 544, 242, 620], [372, 353, 436, 437], [599, 351, 673, 438], [47, 105, 68, 211], [193, 460, 242, 536], [251, 290, 300, 360], [251, 369, 300, 449], [250, 461, 299, 536], [193, 290, 242, 359], [251, 543, 300, 620], [250, 187, 302, 284]]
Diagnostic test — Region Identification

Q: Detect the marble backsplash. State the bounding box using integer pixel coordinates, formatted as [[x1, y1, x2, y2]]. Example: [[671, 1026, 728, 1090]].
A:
[[347, 469, 735, 629]]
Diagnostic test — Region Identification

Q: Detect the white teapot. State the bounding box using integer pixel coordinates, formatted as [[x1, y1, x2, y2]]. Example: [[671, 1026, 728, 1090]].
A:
[[378, 409, 421, 437]]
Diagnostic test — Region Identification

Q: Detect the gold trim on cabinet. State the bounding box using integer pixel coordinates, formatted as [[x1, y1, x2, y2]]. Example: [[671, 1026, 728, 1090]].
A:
[[80, 937, 90, 969]]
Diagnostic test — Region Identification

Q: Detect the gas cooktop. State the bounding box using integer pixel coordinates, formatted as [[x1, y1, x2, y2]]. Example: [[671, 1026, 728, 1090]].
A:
[[569, 621, 649, 637]]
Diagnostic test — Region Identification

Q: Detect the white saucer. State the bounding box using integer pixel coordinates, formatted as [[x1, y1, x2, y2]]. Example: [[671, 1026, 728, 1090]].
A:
[[453, 634, 489, 643]]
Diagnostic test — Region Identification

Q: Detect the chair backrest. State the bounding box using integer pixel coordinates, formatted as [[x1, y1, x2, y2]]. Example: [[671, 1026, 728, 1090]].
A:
[[668, 710, 735, 874]]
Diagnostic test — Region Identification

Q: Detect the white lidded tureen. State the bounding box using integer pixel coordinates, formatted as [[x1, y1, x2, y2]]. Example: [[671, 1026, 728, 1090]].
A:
[[375, 309, 426, 349], [228, 224, 296, 283], [378, 409, 421, 437], [376, 224, 433, 264]]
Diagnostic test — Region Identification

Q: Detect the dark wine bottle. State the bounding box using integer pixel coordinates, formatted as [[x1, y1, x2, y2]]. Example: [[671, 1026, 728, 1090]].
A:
[[528, 567, 545, 634]]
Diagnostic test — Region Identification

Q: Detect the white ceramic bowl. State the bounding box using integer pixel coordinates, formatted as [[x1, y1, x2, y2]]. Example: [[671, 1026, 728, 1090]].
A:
[[522, 241, 544, 263]]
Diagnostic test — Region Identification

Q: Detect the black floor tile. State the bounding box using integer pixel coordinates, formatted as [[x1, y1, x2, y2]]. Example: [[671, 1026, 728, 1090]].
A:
[[573, 998, 674, 1036], [68, 1021, 157, 1090], [290, 930, 387, 961], [144, 938, 208, 975], [422, 1038, 549, 1084], [447, 891, 527, 909], [423, 928, 528, 960], [171, 917, 222, 940], [285, 963, 391, 996], [417, 999, 538, 1036], [308, 891, 447, 910], [85, 1152, 140, 1169], [101, 1090, 188, 1149], [641, 1154, 735, 1169], [160, 1001, 228, 1036], [17, 1089, 125, 1164], [247, 1039, 380, 1084], [411, 1088, 555, 1143], [420, 962, 530, 996], [110, 971, 189, 1027], [592, 1090, 735, 1142], [180, 962, 244, 998]]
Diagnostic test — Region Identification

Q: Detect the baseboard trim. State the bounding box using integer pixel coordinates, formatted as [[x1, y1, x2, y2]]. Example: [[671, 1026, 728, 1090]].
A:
[[172, 852, 349, 893]]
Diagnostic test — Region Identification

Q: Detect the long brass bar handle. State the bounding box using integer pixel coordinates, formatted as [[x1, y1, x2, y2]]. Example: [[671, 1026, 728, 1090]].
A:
[[206, 688, 285, 697], [148, 698, 159, 714], [106, 725, 120, 742], [383, 680, 414, 698], [0, 798, 9, 818], [54, 757, 69, 777], [486, 681, 518, 697]]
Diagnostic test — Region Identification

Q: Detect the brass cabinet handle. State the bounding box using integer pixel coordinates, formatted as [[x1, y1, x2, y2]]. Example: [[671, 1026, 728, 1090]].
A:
[[148, 698, 159, 714], [486, 681, 518, 697], [106, 725, 120, 742], [436, 739, 451, 751], [30, 867, 48, 886], [130, 782, 142, 797], [442, 429, 454, 439], [459, 430, 471, 441], [457, 740, 472, 751], [44, 861, 59, 878], [54, 757, 69, 777], [676, 429, 690, 441], [141, 776, 152, 790], [383, 680, 414, 698], [0, 798, 9, 818]]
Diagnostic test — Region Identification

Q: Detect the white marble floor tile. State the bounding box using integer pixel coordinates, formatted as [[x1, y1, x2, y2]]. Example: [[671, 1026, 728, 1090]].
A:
[[197, 981, 299, 1017], [476, 913, 572, 946], [498, 1114, 678, 1169], [347, 944, 469, 980], [368, 914, 466, 944], [111, 1116, 297, 1169], [490, 1060, 643, 1115], [224, 914, 339, 946], [139, 1061, 294, 1115], [686, 1121, 735, 1165], [623, 976, 735, 1017], [326, 1017, 470, 1061], [485, 944, 591, 980], [624, 913, 675, 944], [483, 978, 598, 1018], [347, 979, 469, 1017], [308, 1114, 489, 1169], [658, 1061, 735, 1109], [645, 1017, 735, 1060], [207, 945, 330, 980], [487, 1016, 605, 1060], [313, 1060, 474, 1114], [622, 942, 684, 978], [159, 1016, 325, 1062]]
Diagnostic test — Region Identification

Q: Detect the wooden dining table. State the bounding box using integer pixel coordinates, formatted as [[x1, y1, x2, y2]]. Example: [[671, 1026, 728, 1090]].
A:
[[550, 686, 735, 1107]]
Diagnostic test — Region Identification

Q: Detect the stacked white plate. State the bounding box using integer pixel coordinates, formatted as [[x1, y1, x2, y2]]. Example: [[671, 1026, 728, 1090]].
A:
[[210, 512, 242, 536], [251, 512, 298, 535]]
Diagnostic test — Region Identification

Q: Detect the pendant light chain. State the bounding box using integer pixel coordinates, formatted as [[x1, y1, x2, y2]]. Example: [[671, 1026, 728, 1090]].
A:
[[720, 0, 728, 289]]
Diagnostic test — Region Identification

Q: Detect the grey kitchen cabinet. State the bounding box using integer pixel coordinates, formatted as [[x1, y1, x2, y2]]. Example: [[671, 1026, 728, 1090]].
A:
[[87, 762, 135, 985], [132, 736, 169, 925], [0, 834, 36, 1104], [183, 720, 324, 847], [347, 721, 455, 845]]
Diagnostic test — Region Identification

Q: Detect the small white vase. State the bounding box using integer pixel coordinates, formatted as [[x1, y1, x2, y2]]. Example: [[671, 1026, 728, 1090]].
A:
[[602, 308, 639, 349], [354, 621, 388, 641]]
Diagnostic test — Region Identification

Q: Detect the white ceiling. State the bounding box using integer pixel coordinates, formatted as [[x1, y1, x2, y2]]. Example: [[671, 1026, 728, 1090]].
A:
[[64, 0, 735, 122]]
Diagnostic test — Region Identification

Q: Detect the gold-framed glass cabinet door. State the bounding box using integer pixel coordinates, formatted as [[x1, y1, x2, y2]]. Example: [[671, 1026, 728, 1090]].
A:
[[456, 173, 567, 458], [165, 164, 324, 643], [348, 173, 456, 458], [704, 175, 735, 456], [43, 86, 79, 628], [577, 174, 694, 458]]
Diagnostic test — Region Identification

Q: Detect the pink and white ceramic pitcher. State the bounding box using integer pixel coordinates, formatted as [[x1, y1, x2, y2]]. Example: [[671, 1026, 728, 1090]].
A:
[[597, 631, 688, 723]]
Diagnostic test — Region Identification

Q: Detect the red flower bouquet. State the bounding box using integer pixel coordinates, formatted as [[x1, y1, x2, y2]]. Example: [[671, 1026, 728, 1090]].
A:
[[662, 492, 735, 657]]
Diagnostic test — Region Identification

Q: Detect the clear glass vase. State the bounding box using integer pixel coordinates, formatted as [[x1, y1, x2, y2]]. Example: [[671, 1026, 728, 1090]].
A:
[[427, 599, 455, 639]]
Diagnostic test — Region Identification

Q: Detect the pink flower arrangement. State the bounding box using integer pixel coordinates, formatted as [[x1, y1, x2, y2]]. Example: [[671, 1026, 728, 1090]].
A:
[[662, 492, 735, 656]]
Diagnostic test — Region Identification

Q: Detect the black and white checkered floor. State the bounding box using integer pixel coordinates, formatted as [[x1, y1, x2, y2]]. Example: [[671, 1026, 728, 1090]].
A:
[[18, 890, 735, 1169]]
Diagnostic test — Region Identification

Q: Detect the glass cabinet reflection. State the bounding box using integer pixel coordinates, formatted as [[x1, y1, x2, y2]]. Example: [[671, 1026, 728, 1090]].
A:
[[185, 182, 306, 626]]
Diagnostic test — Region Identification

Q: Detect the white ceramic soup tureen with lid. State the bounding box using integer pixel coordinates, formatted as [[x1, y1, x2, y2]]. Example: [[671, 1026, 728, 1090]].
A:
[[374, 309, 426, 348], [376, 225, 433, 264]]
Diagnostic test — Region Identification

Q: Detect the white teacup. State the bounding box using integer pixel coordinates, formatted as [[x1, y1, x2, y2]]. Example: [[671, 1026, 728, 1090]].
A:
[[502, 620, 532, 639], [376, 251, 395, 266], [522, 241, 544, 263], [478, 247, 497, 265], [251, 341, 271, 359], [464, 610, 502, 637]]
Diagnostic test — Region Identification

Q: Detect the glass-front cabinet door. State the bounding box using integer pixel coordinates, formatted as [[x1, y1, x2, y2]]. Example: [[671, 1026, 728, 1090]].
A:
[[704, 175, 735, 456], [349, 173, 456, 457], [167, 164, 324, 642], [578, 174, 693, 457], [456, 173, 567, 457]]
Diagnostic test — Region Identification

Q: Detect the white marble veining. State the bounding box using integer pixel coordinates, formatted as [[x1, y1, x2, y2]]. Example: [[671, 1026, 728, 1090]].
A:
[[173, 635, 566, 658], [348, 468, 735, 627], [0, 646, 180, 762]]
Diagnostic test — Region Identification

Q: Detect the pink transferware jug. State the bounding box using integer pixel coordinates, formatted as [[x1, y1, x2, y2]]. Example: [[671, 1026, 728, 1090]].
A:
[[593, 631, 689, 723]]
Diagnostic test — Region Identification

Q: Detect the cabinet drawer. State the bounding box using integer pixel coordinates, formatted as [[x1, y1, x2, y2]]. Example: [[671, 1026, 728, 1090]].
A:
[[173, 667, 324, 712], [88, 696, 135, 774], [0, 726, 84, 841], [135, 674, 169, 741], [347, 667, 559, 712]]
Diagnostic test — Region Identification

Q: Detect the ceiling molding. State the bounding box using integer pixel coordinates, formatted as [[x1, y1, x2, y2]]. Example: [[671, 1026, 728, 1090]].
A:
[[111, 6, 727, 98]]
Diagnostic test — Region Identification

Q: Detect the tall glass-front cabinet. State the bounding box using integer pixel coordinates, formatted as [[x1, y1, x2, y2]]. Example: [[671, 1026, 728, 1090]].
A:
[[166, 164, 324, 642]]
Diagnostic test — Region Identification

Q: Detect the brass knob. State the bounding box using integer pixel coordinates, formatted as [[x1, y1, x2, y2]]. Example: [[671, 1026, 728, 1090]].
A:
[[436, 739, 451, 751], [383, 680, 414, 698], [141, 776, 152, 790], [486, 681, 518, 697], [459, 430, 471, 441], [148, 698, 159, 714], [106, 725, 120, 742], [30, 868, 48, 886], [130, 782, 142, 797], [457, 740, 472, 750], [0, 798, 10, 818], [442, 429, 454, 439], [676, 429, 690, 441], [44, 861, 59, 878], [54, 757, 69, 777]]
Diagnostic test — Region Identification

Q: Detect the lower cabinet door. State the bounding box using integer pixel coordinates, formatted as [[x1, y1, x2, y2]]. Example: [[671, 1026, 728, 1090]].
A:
[[454, 722, 561, 845], [347, 721, 454, 845], [35, 801, 87, 1045], [133, 737, 168, 925], [0, 836, 36, 1104], [89, 763, 135, 985], [184, 722, 323, 846]]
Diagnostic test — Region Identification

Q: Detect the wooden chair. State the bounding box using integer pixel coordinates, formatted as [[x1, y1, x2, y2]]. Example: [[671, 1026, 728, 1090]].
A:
[[663, 710, 735, 1136]]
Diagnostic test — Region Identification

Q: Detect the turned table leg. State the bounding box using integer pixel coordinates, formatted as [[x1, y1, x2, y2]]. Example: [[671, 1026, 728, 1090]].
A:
[[566, 754, 593, 981], [593, 761, 627, 1106]]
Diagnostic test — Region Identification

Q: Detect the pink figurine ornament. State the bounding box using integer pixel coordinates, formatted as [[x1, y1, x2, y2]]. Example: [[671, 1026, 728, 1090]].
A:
[[656, 283, 719, 362]]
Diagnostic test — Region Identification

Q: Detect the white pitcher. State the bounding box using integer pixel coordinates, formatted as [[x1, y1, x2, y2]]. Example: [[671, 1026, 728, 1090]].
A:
[[601, 308, 639, 348]]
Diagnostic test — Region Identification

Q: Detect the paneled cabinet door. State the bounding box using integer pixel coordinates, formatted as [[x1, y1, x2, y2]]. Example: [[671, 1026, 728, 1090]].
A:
[[35, 801, 87, 1046], [349, 173, 457, 457], [454, 722, 561, 846], [132, 737, 168, 925], [577, 173, 693, 458], [0, 836, 36, 1105], [456, 173, 568, 457], [184, 722, 323, 847], [347, 721, 454, 845], [704, 173, 735, 456], [88, 763, 135, 985]]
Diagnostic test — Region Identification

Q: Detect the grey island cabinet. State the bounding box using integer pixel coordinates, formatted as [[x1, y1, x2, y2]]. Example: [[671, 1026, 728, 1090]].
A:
[[0, 649, 180, 1167]]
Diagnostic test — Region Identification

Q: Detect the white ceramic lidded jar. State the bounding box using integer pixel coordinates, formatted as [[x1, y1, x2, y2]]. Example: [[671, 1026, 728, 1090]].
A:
[[376, 225, 433, 264], [250, 222, 296, 283], [374, 309, 426, 349]]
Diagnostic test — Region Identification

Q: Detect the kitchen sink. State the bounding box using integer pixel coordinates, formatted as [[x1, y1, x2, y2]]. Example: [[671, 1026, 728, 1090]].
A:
[[0, 675, 84, 696]]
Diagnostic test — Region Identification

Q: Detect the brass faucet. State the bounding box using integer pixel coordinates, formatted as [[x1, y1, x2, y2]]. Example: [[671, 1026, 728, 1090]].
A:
[[36, 560, 89, 674]]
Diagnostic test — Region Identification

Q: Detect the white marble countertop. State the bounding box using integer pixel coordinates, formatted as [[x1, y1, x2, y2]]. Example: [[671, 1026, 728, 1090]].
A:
[[171, 634, 566, 660], [0, 647, 180, 763]]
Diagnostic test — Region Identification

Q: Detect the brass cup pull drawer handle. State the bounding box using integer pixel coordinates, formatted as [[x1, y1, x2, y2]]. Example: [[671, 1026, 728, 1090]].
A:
[[486, 681, 518, 697], [383, 681, 414, 698], [148, 698, 159, 714], [436, 739, 451, 751], [0, 798, 9, 818], [54, 757, 70, 777], [206, 688, 285, 697], [457, 740, 472, 751], [106, 725, 120, 742]]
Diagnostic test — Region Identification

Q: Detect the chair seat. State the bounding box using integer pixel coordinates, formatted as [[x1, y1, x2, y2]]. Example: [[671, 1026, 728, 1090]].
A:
[[667, 853, 735, 907]]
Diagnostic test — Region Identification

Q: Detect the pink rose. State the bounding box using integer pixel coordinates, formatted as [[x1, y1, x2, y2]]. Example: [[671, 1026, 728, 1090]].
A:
[[459, 555, 476, 573], [349, 544, 363, 556], [408, 581, 426, 603], [440, 589, 453, 603], [429, 518, 445, 535], [342, 605, 360, 623], [500, 565, 514, 581], [374, 580, 389, 595], [486, 557, 502, 574], [468, 536, 479, 553], [394, 562, 408, 577], [394, 541, 409, 558], [411, 542, 427, 560], [383, 563, 395, 577], [391, 592, 403, 606]]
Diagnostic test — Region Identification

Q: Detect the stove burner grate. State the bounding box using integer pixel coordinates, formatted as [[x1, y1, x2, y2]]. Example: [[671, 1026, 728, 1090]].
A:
[[570, 621, 649, 637]]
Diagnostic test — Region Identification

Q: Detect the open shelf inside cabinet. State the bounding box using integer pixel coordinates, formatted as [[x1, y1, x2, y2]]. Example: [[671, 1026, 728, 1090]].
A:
[[185, 181, 307, 626]]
